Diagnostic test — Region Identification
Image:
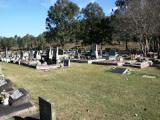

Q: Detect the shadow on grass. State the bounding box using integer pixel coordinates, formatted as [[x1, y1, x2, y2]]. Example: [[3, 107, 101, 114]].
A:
[[156, 66, 160, 69], [14, 116, 39, 120]]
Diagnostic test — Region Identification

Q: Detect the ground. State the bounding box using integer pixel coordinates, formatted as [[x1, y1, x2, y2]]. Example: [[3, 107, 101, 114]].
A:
[[1, 63, 160, 120]]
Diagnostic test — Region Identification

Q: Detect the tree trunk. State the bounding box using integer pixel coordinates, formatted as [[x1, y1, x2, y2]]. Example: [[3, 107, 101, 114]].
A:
[[125, 39, 128, 50], [143, 34, 150, 57], [100, 43, 103, 56], [158, 36, 160, 59]]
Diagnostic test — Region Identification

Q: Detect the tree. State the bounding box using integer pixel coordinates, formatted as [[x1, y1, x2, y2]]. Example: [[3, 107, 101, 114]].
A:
[[0, 37, 16, 50], [37, 33, 46, 50], [22, 34, 36, 50], [114, 0, 160, 56], [46, 0, 80, 47], [82, 2, 105, 20], [81, 2, 105, 45]]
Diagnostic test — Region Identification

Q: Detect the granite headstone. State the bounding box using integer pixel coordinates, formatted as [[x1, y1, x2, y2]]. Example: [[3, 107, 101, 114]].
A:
[[39, 97, 56, 120]]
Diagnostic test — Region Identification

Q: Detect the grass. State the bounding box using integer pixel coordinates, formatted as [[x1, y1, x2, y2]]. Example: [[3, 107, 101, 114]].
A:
[[1, 63, 160, 120]]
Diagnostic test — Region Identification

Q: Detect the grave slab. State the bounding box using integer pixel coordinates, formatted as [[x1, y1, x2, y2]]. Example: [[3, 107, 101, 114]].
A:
[[0, 102, 36, 120], [112, 67, 129, 74]]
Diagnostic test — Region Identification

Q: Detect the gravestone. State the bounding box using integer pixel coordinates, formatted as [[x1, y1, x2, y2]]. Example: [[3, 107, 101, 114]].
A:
[[45, 48, 54, 65], [9, 88, 30, 106], [5, 48, 8, 58], [49, 47, 53, 60], [36, 51, 41, 60], [64, 59, 70, 67], [112, 67, 129, 74], [58, 49, 63, 55], [75, 50, 80, 59], [106, 49, 118, 60], [29, 50, 34, 60], [39, 97, 56, 120], [20, 51, 23, 58], [55, 47, 60, 64], [91, 44, 98, 59]]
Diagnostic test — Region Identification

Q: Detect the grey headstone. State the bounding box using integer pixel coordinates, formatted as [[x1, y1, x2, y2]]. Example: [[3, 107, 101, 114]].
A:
[[58, 49, 63, 55], [64, 59, 70, 67], [39, 97, 56, 120], [109, 49, 117, 56]]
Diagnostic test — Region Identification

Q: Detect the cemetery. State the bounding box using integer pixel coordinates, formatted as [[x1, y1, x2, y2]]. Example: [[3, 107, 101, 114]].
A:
[[0, 43, 159, 120], [0, 47, 70, 70], [70, 44, 105, 64], [0, 0, 160, 119], [0, 68, 35, 120], [0, 62, 159, 120]]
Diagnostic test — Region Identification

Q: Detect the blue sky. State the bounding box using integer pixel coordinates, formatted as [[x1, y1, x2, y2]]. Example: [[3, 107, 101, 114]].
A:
[[0, 0, 116, 37]]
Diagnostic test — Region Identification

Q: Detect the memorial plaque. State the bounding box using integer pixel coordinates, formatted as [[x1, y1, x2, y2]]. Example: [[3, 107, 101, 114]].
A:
[[10, 90, 24, 100], [9, 88, 30, 106], [112, 67, 128, 74]]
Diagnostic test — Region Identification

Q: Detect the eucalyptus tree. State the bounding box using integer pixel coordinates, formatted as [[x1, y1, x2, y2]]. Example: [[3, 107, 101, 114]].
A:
[[114, 0, 160, 56], [46, 0, 80, 47], [82, 2, 105, 45]]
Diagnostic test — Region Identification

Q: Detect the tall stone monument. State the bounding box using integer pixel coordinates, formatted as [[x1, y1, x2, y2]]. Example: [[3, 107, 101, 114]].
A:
[[56, 47, 60, 64], [91, 44, 98, 59]]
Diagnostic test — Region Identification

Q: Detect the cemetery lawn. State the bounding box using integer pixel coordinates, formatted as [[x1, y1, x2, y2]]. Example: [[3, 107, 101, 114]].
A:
[[1, 63, 160, 120]]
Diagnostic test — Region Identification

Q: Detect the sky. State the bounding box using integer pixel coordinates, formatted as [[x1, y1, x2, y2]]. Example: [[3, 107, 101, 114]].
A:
[[0, 0, 116, 37]]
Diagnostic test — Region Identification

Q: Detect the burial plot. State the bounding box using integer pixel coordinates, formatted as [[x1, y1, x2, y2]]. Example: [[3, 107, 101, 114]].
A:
[[13, 97, 56, 120], [112, 67, 129, 74], [0, 88, 35, 120], [9, 88, 30, 106]]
